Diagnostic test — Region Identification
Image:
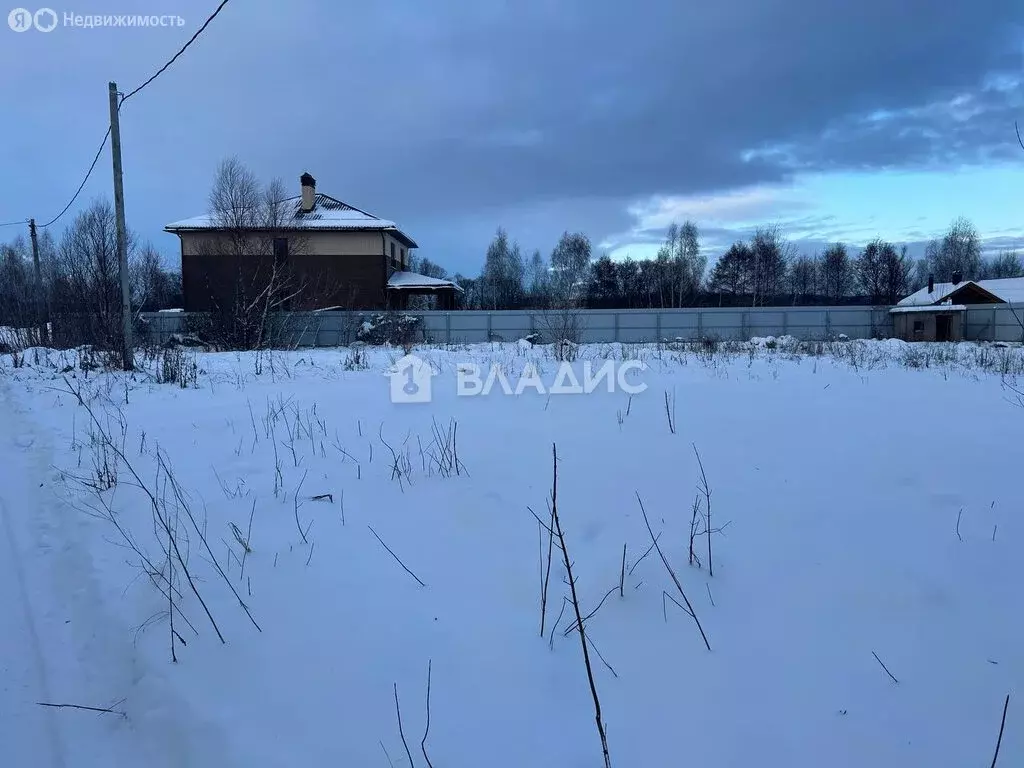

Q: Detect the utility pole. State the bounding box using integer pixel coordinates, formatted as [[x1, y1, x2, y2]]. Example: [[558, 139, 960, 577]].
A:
[[28, 218, 47, 344], [108, 81, 133, 370]]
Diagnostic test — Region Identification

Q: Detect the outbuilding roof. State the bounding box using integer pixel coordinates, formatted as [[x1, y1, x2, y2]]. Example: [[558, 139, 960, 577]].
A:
[[896, 277, 1024, 307]]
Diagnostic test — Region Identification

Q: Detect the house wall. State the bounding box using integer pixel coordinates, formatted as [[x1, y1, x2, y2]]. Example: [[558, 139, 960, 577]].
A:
[[177, 230, 390, 311], [291, 253, 387, 309], [382, 233, 409, 273], [179, 231, 385, 257], [305, 232, 386, 257], [893, 312, 964, 342]]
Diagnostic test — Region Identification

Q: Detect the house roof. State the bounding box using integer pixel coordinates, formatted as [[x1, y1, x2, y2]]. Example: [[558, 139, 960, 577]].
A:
[[897, 277, 1024, 307], [164, 193, 418, 248], [387, 271, 464, 293]]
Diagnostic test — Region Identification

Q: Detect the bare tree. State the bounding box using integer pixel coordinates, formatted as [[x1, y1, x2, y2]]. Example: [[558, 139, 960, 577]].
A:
[[787, 254, 818, 304], [819, 243, 852, 303], [707, 241, 754, 304], [526, 248, 551, 308], [855, 240, 886, 303], [926, 216, 982, 281], [981, 250, 1024, 279], [195, 158, 320, 349], [749, 226, 790, 306], [879, 243, 913, 304], [132, 243, 181, 311], [49, 198, 139, 349], [478, 228, 526, 310], [0, 238, 34, 330], [550, 231, 592, 308], [653, 221, 704, 307]]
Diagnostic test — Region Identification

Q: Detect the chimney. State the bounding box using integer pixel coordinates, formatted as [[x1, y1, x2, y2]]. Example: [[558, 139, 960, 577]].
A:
[[951, 270, 963, 286], [928, 274, 934, 294], [300, 172, 316, 213]]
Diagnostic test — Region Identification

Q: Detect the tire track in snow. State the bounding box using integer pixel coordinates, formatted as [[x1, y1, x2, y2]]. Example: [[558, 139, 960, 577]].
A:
[[1, 376, 243, 767], [0, 396, 67, 767]]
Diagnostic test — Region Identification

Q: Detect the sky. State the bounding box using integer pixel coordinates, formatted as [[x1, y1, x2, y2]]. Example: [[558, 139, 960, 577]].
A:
[[0, 0, 1022, 276]]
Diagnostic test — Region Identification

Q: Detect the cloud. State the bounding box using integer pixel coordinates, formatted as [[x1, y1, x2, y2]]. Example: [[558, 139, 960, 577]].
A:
[[626, 187, 813, 233], [743, 71, 1024, 173], [0, 0, 1020, 274]]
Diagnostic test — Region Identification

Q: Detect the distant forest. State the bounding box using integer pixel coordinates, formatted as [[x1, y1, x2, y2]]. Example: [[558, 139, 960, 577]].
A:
[[415, 216, 1023, 310], [3, 202, 1021, 326]]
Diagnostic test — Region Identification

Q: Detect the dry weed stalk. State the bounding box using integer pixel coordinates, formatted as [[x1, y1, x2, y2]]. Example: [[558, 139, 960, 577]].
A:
[[636, 493, 711, 651], [392, 659, 436, 768], [534, 501, 556, 637], [871, 651, 899, 684], [380, 426, 413, 491], [368, 525, 426, 587], [60, 377, 263, 659], [693, 444, 713, 577], [664, 389, 677, 434], [423, 417, 468, 478], [293, 469, 311, 543], [990, 694, 1010, 768], [548, 443, 612, 768], [36, 700, 127, 719], [688, 495, 702, 568], [619, 543, 626, 598]]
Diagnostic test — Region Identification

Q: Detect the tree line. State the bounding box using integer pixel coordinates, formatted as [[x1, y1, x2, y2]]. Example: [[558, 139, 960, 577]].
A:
[[0, 199, 182, 345], [3, 197, 1021, 335], [418, 215, 1023, 310]]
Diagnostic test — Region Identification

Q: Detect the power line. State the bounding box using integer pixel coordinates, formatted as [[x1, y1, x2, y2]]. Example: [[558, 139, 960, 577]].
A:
[[24, 0, 230, 230], [120, 0, 230, 105], [39, 127, 111, 228], [0, 219, 28, 228]]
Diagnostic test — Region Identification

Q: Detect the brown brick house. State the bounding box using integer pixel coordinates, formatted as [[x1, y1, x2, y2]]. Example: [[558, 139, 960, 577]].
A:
[[165, 173, 462, 312]]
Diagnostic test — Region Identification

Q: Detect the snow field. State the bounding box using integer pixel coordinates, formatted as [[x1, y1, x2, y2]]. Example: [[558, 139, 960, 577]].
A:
[[0, 338, 1021, 766]]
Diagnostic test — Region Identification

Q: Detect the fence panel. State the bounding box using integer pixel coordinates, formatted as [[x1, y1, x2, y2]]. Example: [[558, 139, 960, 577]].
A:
[[139, 304, 908, 347]]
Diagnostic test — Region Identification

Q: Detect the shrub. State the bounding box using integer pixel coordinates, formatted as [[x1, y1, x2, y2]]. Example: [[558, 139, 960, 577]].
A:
[[357, 313, 423, 346]]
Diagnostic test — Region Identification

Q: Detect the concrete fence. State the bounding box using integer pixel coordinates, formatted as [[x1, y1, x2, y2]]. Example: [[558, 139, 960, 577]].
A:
[[964, 304, 1024, 343], [138, 304, 1024, 347]]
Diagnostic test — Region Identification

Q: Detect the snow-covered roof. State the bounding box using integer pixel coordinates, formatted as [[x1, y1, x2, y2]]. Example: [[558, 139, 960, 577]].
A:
[[897, 277, 1024, 307], [165, 193, 417, 247], [386, 271, 464, 292], [889, 304, 967, 314]]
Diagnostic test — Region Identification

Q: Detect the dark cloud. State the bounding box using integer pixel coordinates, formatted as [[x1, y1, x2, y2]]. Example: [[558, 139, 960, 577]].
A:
[[0, 0, 1020, 274]]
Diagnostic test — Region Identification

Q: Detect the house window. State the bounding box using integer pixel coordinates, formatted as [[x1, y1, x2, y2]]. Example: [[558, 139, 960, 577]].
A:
[[913, 320, 923, 332], [390, 242, 396, 260], [400, 247, 406, 268], [273, 237, 288, 263]]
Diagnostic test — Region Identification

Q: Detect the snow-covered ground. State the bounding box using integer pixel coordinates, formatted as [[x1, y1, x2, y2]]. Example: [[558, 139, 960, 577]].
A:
[[1, 339, 1021, 767]]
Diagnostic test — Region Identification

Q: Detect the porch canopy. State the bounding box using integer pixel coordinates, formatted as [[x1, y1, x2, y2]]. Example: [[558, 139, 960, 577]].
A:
[[386, 271, 463, 310]]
